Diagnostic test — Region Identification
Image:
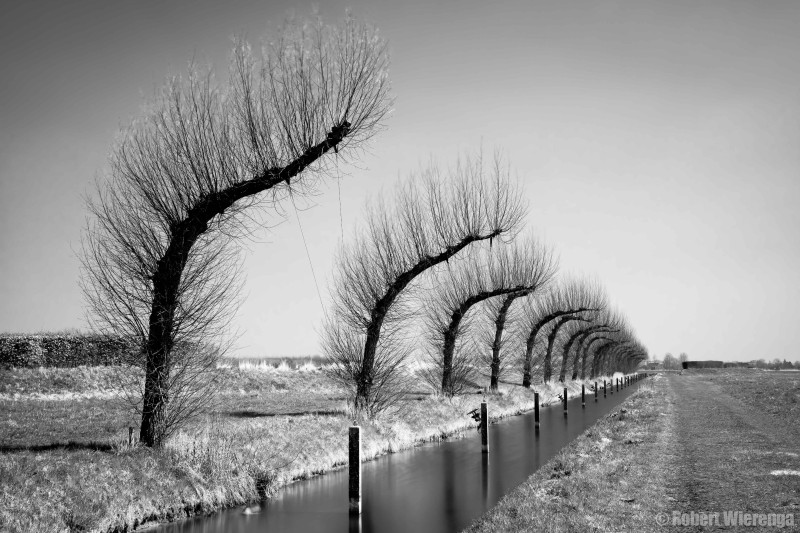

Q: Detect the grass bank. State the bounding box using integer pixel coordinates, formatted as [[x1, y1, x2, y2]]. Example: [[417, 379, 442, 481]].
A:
[[465, 375, 673, 533], [0, 363, 629, 532]]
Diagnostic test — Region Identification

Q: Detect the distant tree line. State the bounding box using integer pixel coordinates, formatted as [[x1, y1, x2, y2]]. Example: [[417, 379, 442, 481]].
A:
[[648, 353, 798, 371]]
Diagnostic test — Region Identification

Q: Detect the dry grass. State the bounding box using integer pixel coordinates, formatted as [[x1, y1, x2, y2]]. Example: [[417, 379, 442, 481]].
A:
[[465, 376, 673, 533], [0, 362, 628, 532], [694, 368, 800, 435]]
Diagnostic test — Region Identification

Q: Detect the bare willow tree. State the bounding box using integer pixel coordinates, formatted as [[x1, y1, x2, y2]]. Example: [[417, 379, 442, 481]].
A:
[[479, 237, 557, 391], [324, 153, 527, 415], [423, 237, 553, 395], [577, 313, 635, 380], [81, 14, 392, 447], [557, 307, 623, 381], [587, 327, 645, 378], [518, 277, 606, 386]]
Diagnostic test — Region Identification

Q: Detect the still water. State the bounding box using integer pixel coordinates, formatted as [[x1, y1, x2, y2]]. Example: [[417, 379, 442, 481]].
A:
[[159, 382, 639, 533]]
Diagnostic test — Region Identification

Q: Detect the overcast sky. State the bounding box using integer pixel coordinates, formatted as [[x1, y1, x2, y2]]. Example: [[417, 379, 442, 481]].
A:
[[2, 0, 799, 362]]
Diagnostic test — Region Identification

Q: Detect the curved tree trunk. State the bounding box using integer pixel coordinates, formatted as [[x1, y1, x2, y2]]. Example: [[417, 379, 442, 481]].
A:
[[440, 286, 520, 395], [546, 316, 585, 383], [585, 337, 613, 379], [354, 230, 503, 407], [571, 327, 617, 380], [521, 308, 592, 388], [141, 122, 350, 446], [590, 343, 613, 380], [489, 292, 531, 391], [559, 329, 588, 383]]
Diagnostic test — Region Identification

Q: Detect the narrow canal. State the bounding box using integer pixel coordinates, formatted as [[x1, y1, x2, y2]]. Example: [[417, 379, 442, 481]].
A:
[[160, 380, 642, 533]]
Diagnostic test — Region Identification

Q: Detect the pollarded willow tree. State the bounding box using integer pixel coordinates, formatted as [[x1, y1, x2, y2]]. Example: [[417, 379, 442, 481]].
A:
[[518, 277, 607, 386], [81, 14, 392, 447], [479, 238, 557, 391], [423, 236, 555, 395], [586, 326, 646, 379], [323, 153, 527, 416], [557, 307, 623, 381]]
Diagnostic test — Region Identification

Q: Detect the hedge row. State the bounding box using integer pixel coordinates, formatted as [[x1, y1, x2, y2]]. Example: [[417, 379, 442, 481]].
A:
[[0, 333, 138, 368]]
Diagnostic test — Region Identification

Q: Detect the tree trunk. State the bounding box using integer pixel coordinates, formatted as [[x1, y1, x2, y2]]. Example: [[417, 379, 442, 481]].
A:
[[580, 346, 589, 380], [522, 334, 535, 388], [546, 316, 583, 383], [440, 322, 460, 395], [355, 231, 502, 407], [440, 287, 524, 396], [140, 216, 202, 446], [522, 308, 593, 387], [140, 122, 350, 446], [489, 296, 515, 392]]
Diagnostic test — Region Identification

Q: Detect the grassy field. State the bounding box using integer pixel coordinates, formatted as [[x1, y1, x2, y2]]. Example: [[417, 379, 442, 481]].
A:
[[465, 369, 800, 532], [697, 369, 800, 435], [0, 361, 619, 533]]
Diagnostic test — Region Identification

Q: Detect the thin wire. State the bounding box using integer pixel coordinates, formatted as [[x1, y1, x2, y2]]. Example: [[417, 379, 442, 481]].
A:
[[289, 189, 325, 312], [335, 154, 344, 242]]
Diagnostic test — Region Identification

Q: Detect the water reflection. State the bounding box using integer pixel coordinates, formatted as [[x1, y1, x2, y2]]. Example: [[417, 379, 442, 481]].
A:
[[158, 385, 639, 533], [349, 512, 361, 533], [481, 452, 489, 507]]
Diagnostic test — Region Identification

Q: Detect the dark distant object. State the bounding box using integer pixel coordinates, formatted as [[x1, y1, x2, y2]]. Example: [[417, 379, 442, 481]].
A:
[[467, 408, 481, 423], [683, 360, 724, 369], [722, 362, 751, 368]]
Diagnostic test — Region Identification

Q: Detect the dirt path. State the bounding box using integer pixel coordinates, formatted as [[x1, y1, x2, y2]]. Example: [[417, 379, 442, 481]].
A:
[[664, 374, 800, 531]]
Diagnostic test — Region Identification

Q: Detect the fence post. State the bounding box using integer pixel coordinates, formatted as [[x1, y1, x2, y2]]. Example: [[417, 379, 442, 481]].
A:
[[349, 426, 361, 514], [480, 401, 489, 453], [581, 384, 585, 407], [534, 392, 540, 430], [563, 387, 568, 416]]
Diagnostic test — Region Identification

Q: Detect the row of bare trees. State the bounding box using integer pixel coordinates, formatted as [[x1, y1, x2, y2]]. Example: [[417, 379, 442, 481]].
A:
[[82, 13, 646, 444], [323, 153, 647, 416]]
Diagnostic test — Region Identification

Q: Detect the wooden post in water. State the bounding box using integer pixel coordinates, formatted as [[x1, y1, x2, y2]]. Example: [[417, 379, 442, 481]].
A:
[[480, 402, 489, 453], [594, 381, 598, 402], [349, 426, 361, 514], [563, 387, 568, 416], [534, 392, 540, 430], [603, 380, 607, 397], [581, 384, 585, 407]]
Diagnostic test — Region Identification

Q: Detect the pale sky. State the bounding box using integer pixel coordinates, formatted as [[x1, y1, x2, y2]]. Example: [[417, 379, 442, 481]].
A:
[[1, 0, 799, 362]]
